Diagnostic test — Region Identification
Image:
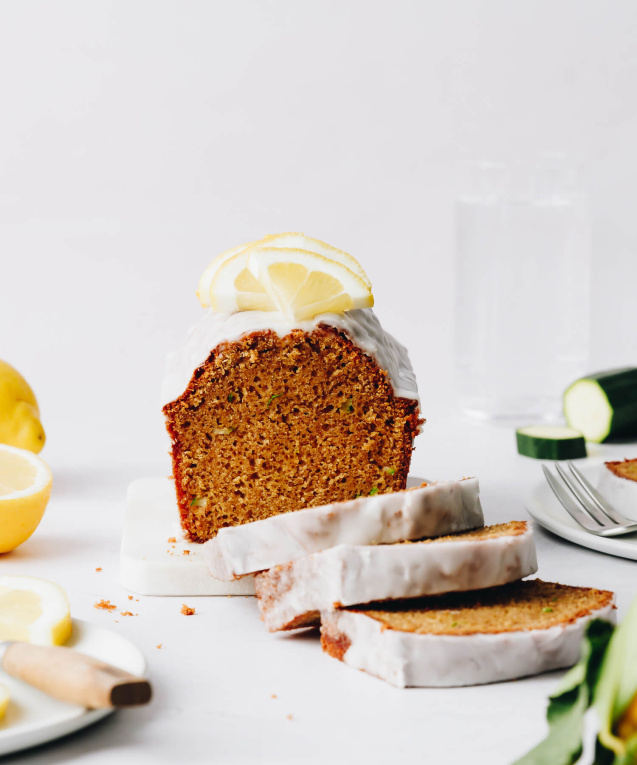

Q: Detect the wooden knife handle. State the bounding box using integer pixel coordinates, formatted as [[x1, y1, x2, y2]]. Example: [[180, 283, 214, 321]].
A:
[[2, 643, 152, 708]]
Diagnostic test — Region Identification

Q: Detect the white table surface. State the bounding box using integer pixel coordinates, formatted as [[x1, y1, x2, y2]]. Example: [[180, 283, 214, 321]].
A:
[[3, 409, 635, 765]]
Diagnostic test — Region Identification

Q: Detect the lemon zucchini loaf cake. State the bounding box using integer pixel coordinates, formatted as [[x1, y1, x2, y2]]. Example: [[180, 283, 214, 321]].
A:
[[321, 579, 615, 687], [255, 521, 538, 632], [163, 234, 423, 543], [205, 477, 483, 580]]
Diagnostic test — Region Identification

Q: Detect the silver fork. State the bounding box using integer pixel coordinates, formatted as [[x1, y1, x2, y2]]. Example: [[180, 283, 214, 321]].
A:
[[542, 461, 637, 537]]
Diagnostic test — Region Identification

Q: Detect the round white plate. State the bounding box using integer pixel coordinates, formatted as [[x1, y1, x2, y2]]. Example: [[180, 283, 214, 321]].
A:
[[0, 619, 147, 757], [526, 456, 637, 561]]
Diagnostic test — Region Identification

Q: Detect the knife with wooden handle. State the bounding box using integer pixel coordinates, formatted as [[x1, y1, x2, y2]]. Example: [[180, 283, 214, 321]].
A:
[[1, 642, 152, 708]]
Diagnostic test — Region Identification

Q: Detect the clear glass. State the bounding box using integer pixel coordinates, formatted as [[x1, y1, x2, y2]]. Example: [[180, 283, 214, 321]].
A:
[[454, 155, 591, 421]]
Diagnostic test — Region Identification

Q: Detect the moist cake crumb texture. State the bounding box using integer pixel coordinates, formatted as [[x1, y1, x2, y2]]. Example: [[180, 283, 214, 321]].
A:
[[164, 326, 421, 542], [605, 458, 637, 482], [343, 579, 614, 636]]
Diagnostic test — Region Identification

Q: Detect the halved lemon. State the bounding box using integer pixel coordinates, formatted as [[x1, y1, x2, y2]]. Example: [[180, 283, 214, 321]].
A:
[[196, 232, 373, 318], [0, 444, 52, 553], [0, 575, 72, 646], [0, 685, 8, 719], [0, 684, 8, 721]]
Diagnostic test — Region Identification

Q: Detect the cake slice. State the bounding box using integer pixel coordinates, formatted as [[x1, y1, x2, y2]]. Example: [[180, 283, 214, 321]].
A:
[[255, 521, 537, 632], [604, 458, 637, 482], [321, 579, 615, 688], [596, 458, 637, 520], [205, 477, 484, 580]]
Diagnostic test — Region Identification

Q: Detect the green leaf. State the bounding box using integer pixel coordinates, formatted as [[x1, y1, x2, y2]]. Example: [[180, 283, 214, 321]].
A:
[[513, 619, 615, 765], [369, 487, 379, 496], [266, 393, 281, 408], [595, 596, 637, 758]]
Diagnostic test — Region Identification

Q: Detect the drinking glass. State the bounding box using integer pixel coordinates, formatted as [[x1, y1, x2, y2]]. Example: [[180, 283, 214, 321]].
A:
[[454, 155, 591, 421]]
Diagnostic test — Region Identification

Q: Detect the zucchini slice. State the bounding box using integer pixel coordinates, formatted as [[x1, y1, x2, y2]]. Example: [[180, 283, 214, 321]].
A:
[[516, 425, 587, 460], [564, 368, 637, 443]]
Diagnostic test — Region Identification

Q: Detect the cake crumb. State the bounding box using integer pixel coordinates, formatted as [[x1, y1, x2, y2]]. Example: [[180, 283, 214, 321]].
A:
[[120, 611, 135, 617], [95, 567, 102, 572], [183, 550, 191, 555], [286, 714, 293, 721], [128, 595, 133, 600], [181, 604, 195, 616], [271, 694, 277, 700], [168, 537, 177, 543], [94, 599, 116, 611], [156, 644, 163, 649]]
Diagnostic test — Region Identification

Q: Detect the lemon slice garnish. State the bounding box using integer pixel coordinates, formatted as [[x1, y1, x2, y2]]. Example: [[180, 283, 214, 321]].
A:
[[260, 233, 371, 288], [247, 247, 373, 321], [0, 684, 9, 720], [197, 237, 265, 309], [197, 233, 373, 320], [0, 575, 72, 646], [0, 445, 52, 553]]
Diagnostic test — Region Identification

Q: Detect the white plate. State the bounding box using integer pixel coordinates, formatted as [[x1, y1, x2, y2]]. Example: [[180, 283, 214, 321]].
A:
[[525, 456, 637, 561], [0, 620, 147, 757]]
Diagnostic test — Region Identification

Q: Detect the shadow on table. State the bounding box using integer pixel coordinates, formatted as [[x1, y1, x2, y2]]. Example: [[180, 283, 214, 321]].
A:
[[3, 706, 152, 764]]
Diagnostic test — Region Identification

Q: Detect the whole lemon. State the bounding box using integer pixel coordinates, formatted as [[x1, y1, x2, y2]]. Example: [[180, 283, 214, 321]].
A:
[[0, 360, 45, 453]]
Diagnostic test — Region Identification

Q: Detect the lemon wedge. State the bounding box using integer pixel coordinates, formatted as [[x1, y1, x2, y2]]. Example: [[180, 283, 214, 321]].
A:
[[0, 684, 8, 720], [0, 445, 52, 553], [0, 575, 71, 646], [197, 233, 373, 321]]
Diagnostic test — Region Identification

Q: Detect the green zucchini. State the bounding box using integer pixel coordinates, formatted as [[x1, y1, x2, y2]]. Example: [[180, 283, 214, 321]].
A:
[[516, 425, 587, 460], [564, 368, 637, 443]]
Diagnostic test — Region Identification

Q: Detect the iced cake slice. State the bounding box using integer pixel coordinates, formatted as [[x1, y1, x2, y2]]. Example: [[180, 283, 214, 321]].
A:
[[321, 579, 615, 688], [205, 478, 484, 580], [255, 521, 537, 632]]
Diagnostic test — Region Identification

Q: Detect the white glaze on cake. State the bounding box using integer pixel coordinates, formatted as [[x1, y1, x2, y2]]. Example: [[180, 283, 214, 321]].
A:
[[597, 462, 637, 521], [321, 600, 616, 688], [205, 478, 484, 581], [255, 523, 538, 632], [161, 307, 419, 407]]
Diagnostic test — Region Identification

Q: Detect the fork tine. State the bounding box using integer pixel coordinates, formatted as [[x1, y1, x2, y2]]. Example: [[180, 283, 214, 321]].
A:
[[567, 461, 634, 525], [554, 463, 610, 527], [541, 465, 603, 532]]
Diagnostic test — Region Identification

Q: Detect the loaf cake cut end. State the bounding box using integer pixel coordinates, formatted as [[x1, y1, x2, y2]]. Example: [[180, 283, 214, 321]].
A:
[[164, 320, 422, 543]]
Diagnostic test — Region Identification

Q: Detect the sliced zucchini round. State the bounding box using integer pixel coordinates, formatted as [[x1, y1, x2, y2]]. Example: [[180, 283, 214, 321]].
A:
[[564, 368, 637, 443], [516, 425, 587, 460]]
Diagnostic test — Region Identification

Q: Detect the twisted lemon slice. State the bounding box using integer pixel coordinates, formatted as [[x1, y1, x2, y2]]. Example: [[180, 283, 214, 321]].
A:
[[197, 233, 373, 320]]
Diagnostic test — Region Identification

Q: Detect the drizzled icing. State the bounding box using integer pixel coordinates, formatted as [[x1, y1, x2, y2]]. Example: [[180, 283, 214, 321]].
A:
[[161, 308, 419, 407], [321, 602, 616, 688], [255, 524, 538, 632]]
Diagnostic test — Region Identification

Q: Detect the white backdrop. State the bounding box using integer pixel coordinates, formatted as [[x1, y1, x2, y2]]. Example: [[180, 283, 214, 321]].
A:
[[1, 0, 636, 475]]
